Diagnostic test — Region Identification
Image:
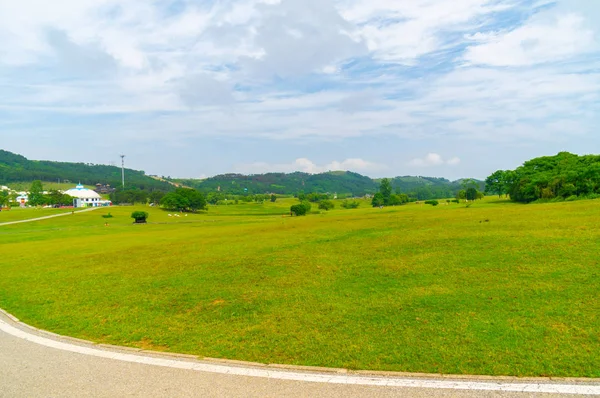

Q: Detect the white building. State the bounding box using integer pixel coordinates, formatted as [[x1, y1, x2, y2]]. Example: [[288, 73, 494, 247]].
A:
[[65, 184, 111, 208]]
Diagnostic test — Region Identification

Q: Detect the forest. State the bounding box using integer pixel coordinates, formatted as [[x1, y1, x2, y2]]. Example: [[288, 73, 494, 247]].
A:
[[0, 150, 171, 191]]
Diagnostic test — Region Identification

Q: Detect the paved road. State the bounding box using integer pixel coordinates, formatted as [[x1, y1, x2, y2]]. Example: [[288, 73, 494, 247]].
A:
[[0, 207, 98, 226], [1, 311, 598, 397]]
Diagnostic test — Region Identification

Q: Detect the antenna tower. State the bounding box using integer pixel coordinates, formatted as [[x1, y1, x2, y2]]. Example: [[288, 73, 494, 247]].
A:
[[120, 155, 126, 188]]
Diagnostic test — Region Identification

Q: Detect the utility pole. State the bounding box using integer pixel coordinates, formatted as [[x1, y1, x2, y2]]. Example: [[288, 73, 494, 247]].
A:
[[120, 155, 126, 189]]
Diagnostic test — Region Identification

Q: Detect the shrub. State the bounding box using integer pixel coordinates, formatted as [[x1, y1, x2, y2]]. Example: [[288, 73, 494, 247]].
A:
[[301, 201, 312, 213], [451, 199, 460, 204], [424, 200, 439, 206], [565, 195, 578, 202], [318, 200, 335, 211], [131, 211, 149, 223], [291, 203, 308, 216], [341, 200, 360, 209], [102, 213, 113, 219]]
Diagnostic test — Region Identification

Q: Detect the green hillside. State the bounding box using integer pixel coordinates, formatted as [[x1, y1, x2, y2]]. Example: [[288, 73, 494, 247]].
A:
[[173, 172, 483, 200], [1, 149, 483, 200], [0, 150, 171, 191]]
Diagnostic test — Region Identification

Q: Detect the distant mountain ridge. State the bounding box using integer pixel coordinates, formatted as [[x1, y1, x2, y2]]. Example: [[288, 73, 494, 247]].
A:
[[172, 172, 483, 200], [0, 150, 171, 191], [0, 149, 483, 199]]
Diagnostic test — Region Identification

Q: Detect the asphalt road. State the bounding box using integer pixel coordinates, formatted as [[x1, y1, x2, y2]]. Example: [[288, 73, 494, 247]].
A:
[[1, 312, 598, 398]]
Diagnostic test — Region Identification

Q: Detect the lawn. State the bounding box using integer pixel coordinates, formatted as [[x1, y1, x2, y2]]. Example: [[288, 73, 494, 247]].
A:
[[0, 198, 598, 377], [0, 207, 79, 223]]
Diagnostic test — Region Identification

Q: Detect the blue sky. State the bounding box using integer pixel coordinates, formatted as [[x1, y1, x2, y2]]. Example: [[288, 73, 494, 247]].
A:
[[0, 0, 599, 180]]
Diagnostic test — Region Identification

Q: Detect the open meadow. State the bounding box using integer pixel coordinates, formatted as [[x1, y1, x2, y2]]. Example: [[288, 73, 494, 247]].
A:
[[0, 207, 79, 223], [0, 197, 598, 377]]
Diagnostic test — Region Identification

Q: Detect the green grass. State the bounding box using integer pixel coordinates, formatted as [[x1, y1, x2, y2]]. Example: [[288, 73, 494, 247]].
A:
[[0, 207, 78, 223], [0, 198, 598, 377]]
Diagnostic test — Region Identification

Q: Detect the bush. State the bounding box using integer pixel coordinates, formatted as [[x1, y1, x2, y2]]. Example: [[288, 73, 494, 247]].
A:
[[565, 195, 578, 202], [341, 200, 360, 209], [290, 203, 308, 216], [424, 200, 439, 206], [102, 213, 113, 219], [131, 211, 149, 223], [451, 199, 460, 204], [318, 200, 335, 211]]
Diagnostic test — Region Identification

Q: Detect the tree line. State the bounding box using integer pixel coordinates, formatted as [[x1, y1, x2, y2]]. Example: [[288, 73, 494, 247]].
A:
[[0, 150, 171, 191], [485, 152, 600, 203]]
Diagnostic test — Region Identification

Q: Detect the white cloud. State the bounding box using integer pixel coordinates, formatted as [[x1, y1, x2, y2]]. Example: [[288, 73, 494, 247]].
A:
[[447, 157, 462, 166], [409, 153, 461, 167], [464, 12, 596, 66], [238, 158, 387, 174], [340, 0, 515, 63], [0, 0, 599, 180]]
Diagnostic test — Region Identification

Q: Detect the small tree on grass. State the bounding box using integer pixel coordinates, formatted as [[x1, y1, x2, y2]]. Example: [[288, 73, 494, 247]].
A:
[[290, 201, 312, 216], [372, 192, 385, 207], [318, 200, 335, 211], [270, 194, 277, 202], [131, 211, 149, 224], [341, 200, 360, 209]]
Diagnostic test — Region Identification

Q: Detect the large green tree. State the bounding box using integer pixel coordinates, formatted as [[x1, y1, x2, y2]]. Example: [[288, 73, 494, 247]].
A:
[[0, 189, 8, 207], [485, 170, 510, 197], [379, 178, 392, 205], [28, 180, 45, 206], [160, 188, 207, 212]]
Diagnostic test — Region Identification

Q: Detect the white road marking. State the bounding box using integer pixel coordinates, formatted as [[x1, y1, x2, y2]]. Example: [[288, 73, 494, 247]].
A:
[[0, 318, 598, 395]]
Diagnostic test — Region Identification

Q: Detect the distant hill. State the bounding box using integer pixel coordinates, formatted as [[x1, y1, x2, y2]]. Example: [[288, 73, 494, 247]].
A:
[[172, 172, 484, 200], [0, 150, 171, 191], [172, 171, 377, 196], [1, 149, 483, 199]]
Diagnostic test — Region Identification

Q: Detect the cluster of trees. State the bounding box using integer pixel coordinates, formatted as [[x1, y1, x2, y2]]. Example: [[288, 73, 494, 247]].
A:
[[297, 192, 331, 202], [486, 152, 600, 203], [455, 179, 485, 201], [160, 188, 207, 212], [109, 189, 166, 205], [1, 181, 75, 207], [0, 150, 171, 191], [371, 179, 410, 207]]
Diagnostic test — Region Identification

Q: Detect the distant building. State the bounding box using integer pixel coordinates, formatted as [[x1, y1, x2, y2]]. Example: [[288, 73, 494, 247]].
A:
[[65, 184, 112, 208], [16, 194, 28, 205], [94, 183, 116, 195]]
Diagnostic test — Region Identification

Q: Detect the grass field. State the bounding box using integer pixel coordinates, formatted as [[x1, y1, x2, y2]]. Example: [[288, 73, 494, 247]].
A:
[[0, 207, 78, 223], [0, 198, 598, 377]]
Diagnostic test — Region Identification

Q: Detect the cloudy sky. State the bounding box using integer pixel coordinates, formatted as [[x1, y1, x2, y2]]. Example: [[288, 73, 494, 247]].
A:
[[0, 0, 598, 180]]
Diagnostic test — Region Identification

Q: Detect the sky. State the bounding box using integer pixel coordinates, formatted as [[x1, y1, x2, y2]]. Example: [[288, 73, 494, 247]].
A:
[[0, 0, 599, 180]]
